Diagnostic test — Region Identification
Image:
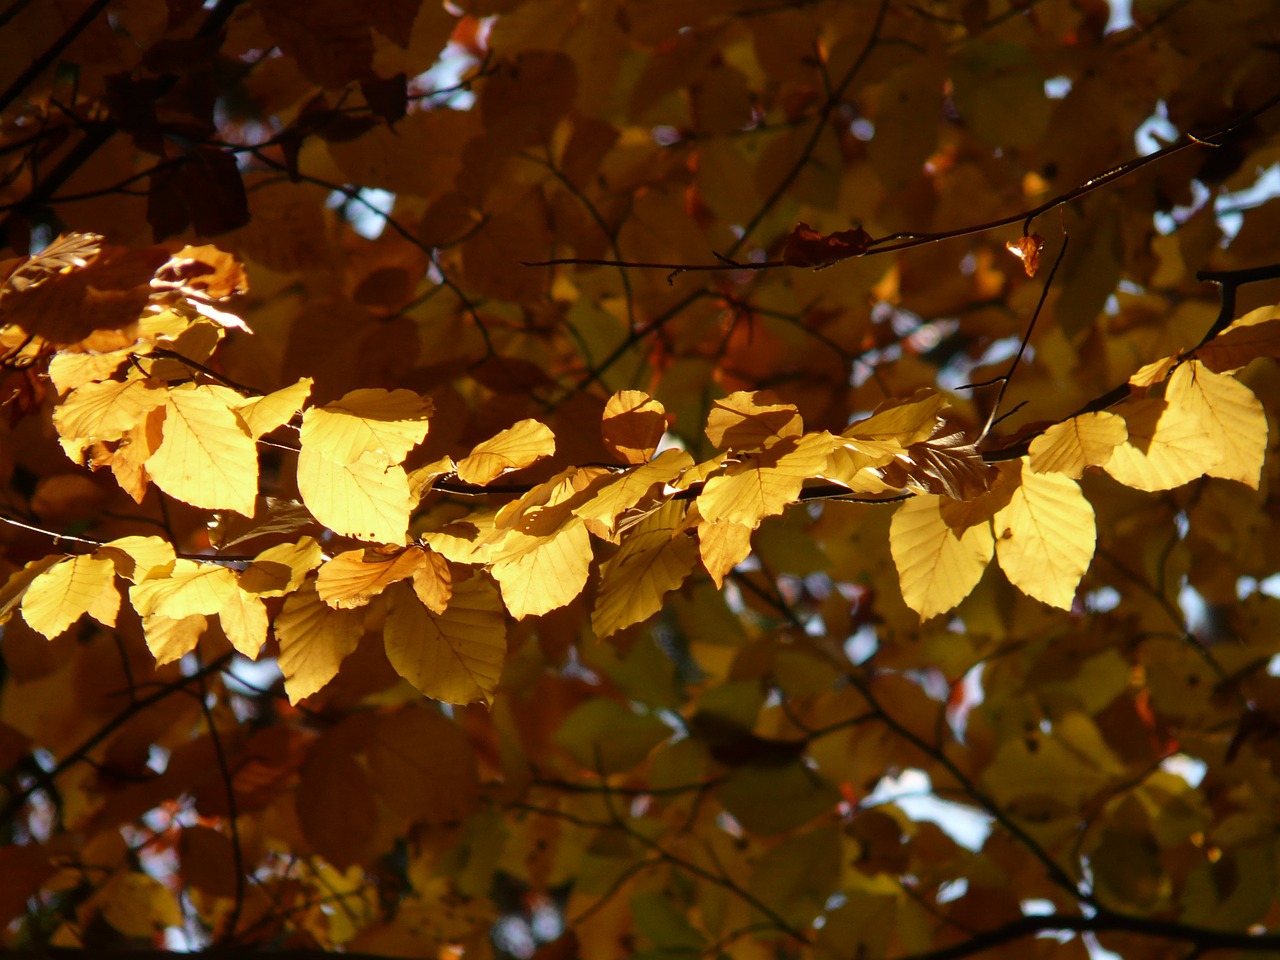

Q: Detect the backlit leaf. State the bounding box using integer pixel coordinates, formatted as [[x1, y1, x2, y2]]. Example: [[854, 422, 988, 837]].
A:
[[233, 377, 313, 438], [1028, 412, 1129, 479], [384, 578, 505, 705], [1165, 360, 1266, 488], [698, 433, 834, 529], [890, 495, 993, 619], [316, 546, 426, 608], [411, 548, 453, 615], [96, 536, 176, 583], [489, 519, 591, 619], [1194, 304, 1280, 374], [705, 391, 803, 450], [698, 516, 754, 589], [591, 502, 699, 638], [297, 446, 413, 544], [1104, 398, 1223, 492], [53, 379, 167, 462], [239, 537, 324, 597], [130, 560, 240, 620], [454, 419, 556, 485], [275, 581, 363, 704], [993, 466, 1096, 610], [572, 448, 693, 535], [146, 384, 258, 515], [300, 387, 432, 464], [21, 556, 119, 639], [602, 390, 669, 464]]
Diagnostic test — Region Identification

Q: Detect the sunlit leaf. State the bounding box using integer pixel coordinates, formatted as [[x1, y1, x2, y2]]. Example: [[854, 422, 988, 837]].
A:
[[233, 377, 313, 438], [316, 546, 426, 608], [20, 556, 119, 639], [602, 390, 669, 464], [296, 446, 413, 544], [890, 495, 992, 619], [572, 448, 692, 535], [705, 390, 803, 450], [697, 516, 753, 589], [1103, 398, 1223, 492], [591, 502, 699, 638], [275, 581, 363, 704], [146, 384, 258, 515], [52, 379, 167, 462], [454, 419, 556, 485], [993, 466, 1096, 610], [1028, 411, 1128, 479], [239, 537, 324, 597], [384, 578, 505, 705], [698, 433, 834, 529], [1165, 360, 1266, 489], [300, 387, 432, 464]]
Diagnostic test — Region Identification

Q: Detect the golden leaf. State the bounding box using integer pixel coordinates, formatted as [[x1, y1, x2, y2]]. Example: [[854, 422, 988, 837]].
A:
[[592, 502, 699, 638], [239, 537, 324, 597], [1166, 360, 1266, 489], [705, 390, 803, 450], [572, 448, 693, 535], [146, 384, 259, 516], [299, 387, 432, 464], [1194, 304, 1280, 374], [1028, 412, 1128, 479], [454, 419, 556, 485], [889, 495, 992, 619], [20, 556, 120, 639], [53, 379, 167, 462], [904, 429, 993, 499], [411, 548, 453, 615], [698, 516, 753, 589], [218, 588, 269, 659], [296, 446, 413, 544], [97, 536, 176, 583], [384, 578, 505, 705], [142, 614, 207, 665], [275, 581, 363, 704], [0, 556, 61, 623], [233, 377, 313, 438], [1103, 398, 1223, 492], [845, 390, 947, 446], [106, 408, 164, 504], [602, 390, 669, 464], [130, 560, 240, 620], [697, 433, 834, 530], [316, 546, 426, 609], [47, 348, 132, 394], [489, 519, 592, 619], [993, 466, 1095, 610]]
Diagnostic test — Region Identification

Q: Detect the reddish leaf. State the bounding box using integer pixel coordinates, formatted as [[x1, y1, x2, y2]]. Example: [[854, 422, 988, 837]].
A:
[[781, 222, 871, 267]]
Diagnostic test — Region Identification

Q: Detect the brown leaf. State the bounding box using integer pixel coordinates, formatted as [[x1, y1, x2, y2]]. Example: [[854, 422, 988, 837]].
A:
[[1006, 233, 1045, 277], [781, 222, 871, 267]]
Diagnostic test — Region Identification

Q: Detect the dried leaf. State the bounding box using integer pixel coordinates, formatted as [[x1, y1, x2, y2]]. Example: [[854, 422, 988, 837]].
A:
[[1005, 233, 1045, 277], [781, 222, 871, 267]]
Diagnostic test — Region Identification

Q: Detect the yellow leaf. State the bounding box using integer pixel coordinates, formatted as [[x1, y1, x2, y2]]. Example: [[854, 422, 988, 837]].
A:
[[1028, 411, 1128, 479], [1103, 398, 1223, 492], [592, 502, 699, 638], [296, 446, 413, 544], [142, 614, 207, 665], [47, 348, 131, 393], [889, 495, 992, 619], [845, 389, 947, 446], [697, 433, 833, 529], [96, 536, 176, 583], [275, 581, 363, 704], [146, 384, 258, 516], [407, 455, 456, 500], [130, 559, 240, 619], [993, 467, 1095, 610], [489, 519, 592, 619], [698, 516, 753, 589], [705, 390, 803, 450], [239, 537, 323, 597], [421, 509, 500, 565], [572, 448, 693, 534], [0, 556, 60, 623], [299, 387, 433, 464], [603, 390, 669, 464], [316, 546, 426, 609], [411, 548, 453, 615], [233, 377, 313, 438], [384, 578, 506, 705], [218, 588, 269, 659], [1195, 304, 1280, 374], [105, 408, 163, 503], [1166, 360, 1267, 489], [454, 419, 556, 485], [52, 379, 167, 462], [673, 452, 727, 489], [20, 556, 119, 639]]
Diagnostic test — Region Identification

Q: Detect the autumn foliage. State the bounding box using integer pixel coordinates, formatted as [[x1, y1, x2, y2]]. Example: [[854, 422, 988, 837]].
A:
[[2, 1, 1280, 959]]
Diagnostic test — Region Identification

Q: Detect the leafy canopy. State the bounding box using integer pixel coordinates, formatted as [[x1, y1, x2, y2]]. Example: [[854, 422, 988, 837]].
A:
[[2, 1, 1280, 959]]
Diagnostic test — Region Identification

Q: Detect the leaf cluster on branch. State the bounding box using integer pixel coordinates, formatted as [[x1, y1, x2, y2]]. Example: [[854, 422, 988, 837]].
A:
[[1, 0, 1280, 959]]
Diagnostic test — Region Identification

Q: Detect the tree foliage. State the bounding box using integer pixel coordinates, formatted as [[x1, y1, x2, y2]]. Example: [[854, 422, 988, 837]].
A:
[[1, 0, 1280, 958]]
